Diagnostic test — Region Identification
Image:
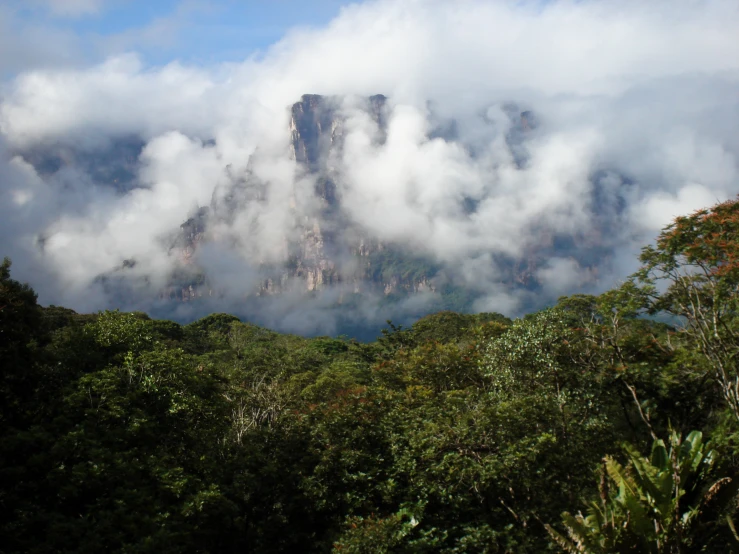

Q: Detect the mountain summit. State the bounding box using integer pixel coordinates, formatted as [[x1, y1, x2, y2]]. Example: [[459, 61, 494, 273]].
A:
[[163, 94, 568, 312]]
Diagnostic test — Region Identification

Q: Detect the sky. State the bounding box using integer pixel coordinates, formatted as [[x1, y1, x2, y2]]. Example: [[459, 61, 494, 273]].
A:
[[1, 0, 353, 75], [0, 0, 738, 334]]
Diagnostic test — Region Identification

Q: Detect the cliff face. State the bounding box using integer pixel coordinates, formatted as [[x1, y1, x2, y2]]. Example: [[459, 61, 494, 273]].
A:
[[8, 91, 612, 317], [280, 94, 449, 297], [171, 93, 437, 301], [167, 94, 570, 305]]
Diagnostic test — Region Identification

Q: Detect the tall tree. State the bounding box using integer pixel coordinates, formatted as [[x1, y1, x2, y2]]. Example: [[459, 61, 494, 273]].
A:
[[633, 198, 739, 421], [0, 257, 42, 426]]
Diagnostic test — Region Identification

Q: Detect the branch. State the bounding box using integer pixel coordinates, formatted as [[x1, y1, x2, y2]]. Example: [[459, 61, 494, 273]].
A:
[[624, 381, 658, 441]]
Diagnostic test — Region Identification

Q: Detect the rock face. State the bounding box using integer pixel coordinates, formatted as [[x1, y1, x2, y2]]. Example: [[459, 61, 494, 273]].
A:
[[14, 92, 600, 310], [165, 94, 601, 308], [10, 91, 608, 313], [171, 93, 440, 301]]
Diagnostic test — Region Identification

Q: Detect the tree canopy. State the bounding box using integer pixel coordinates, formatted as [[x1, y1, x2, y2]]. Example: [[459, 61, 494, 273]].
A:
[[2, 198, 739, 552]]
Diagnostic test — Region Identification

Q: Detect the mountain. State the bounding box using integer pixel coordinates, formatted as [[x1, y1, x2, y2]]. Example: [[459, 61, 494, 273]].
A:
[[8, 93, 629, 335], [163, 94, 561, 309], [157, 95, 440, 304]]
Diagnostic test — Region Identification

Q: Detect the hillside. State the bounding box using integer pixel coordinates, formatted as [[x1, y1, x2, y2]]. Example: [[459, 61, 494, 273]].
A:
[[2, 197, 739, 552]]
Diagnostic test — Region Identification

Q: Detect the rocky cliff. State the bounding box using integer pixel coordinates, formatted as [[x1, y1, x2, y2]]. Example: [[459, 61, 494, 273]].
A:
[[162, 93, 600, 310], [5, 91, 615, 323], [170, 93, 448, 302]]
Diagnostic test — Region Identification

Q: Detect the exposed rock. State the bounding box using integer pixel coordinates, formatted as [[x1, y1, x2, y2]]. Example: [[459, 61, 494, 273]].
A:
[[164, 95, 548, 304]]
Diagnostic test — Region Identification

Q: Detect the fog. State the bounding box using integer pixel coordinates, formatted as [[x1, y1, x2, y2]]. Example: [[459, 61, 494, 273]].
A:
[[1, 0, 737, 336]]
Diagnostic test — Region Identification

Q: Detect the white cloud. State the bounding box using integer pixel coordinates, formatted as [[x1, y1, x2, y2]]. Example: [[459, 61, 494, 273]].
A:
[[0, 54, 219, 146], [633, 183, 722, 234], [536, 258, 594, 296], [0, 0, 738, 322]]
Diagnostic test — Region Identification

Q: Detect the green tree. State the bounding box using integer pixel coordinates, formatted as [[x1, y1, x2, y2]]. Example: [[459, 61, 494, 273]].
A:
[[632, 198, 739, 422], [0, 258, 42, 426]]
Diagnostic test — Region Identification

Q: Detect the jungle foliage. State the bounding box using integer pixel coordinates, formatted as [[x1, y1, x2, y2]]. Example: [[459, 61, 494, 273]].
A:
[[2, 198, 739, 552]]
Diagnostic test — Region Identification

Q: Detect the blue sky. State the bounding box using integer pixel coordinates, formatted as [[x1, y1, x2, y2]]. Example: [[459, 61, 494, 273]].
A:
[[3, 0, 356, 73]]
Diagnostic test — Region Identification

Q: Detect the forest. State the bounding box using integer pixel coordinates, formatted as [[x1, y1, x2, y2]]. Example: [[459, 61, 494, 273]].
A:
[[2, 197, 739, 553]]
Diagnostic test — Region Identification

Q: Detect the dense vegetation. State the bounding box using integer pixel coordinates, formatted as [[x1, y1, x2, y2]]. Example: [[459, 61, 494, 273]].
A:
[[2, 198, 739, 552]]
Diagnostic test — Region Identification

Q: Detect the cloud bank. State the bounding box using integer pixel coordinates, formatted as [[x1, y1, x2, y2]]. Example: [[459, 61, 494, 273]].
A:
[[1, 0, 738, 335]]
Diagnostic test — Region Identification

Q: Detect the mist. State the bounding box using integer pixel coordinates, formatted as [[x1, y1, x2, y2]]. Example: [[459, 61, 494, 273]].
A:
[[1, 0, 737, 336]]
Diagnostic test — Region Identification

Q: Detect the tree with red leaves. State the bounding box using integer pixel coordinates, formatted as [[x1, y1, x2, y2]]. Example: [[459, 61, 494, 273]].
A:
[[634, 197, 739, 421]]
